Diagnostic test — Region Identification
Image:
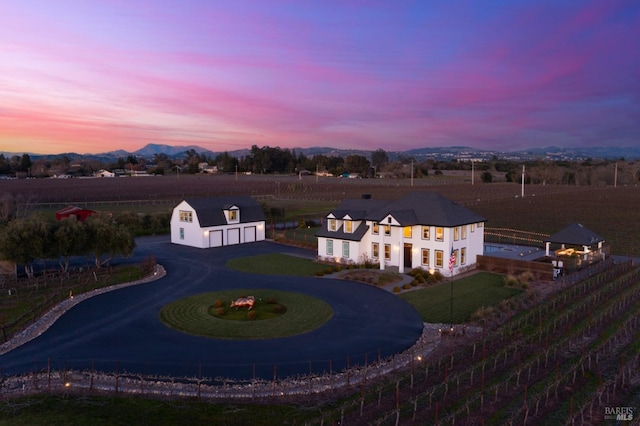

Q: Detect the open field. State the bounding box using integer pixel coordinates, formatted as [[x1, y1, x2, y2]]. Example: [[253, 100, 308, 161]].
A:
[[5, 175, 639, 255]]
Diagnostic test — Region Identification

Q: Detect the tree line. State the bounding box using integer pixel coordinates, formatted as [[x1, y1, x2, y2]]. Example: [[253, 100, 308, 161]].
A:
[[0, 214, 135, 278], [2, 147, 639, 186]]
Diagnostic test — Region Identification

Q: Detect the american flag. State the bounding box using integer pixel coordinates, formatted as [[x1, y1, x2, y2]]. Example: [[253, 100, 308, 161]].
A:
[[449, 247, 456, 271]]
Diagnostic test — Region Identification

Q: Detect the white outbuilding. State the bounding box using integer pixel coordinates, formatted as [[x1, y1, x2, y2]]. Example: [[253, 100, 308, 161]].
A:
[[171, 196, 266, 248]]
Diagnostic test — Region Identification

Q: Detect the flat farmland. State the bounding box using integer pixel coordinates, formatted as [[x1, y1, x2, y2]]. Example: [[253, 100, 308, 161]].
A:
[[2, 175, 639, 255]]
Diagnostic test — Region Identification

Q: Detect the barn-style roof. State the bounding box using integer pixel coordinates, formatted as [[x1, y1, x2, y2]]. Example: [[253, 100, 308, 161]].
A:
[[325, 192, 486, 227], [182, 196, 265, 227], [545, 223, 604, 246], [55, 205, 96, 221]]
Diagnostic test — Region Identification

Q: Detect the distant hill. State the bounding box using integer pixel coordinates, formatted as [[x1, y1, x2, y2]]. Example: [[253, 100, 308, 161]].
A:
[[129, 143, 213, 157]]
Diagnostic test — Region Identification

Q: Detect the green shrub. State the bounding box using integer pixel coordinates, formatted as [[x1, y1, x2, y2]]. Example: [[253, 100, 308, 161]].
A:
[[247, 310, 257, 320], [504, 274, 519, 287], [392, 286, 401, 293], [325, 267, 334, 274], [518, 271, 535, 283], [315, 270, 325, 276], [402, 283, 411, 290], [213, 299, 224, 308], [471, 305, 495, 322], [411, 279, 419, 286], [215, 307, 226, 316]]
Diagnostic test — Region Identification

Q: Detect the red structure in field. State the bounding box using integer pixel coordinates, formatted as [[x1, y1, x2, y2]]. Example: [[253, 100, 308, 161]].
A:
[[55, 206, 96, 222]]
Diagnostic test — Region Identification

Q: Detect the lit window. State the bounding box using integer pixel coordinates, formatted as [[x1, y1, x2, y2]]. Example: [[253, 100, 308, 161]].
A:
[[422, 226, 430, 240], [384, 225, 391, 236], [329, 219, 336, 231], [460, 247, 466, 264], [179, 210, 192, 223], [228, 209, 238, 222], [453, 249, 459, 267], [454, 227, 459, 241], [471, 223, 475, 232], [345, 220, 353, 233], [372, 223, 379, 234], [372, 243, 379, 258], [435, 250, 443, 267], [342, 241, 350, 258], [327, 239, 333, 256], [461, 226, 467, 239], [384, 244, 391, 260], [403, 226, 412, 238], [436, 227, 444, 241], [421, 249, 429, 266], [478, 222, 484, 228]]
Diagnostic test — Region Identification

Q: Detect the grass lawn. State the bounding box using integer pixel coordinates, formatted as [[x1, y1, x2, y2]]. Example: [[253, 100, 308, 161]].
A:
[[159, 289, 333, 339], [399, 272, 520, 323], [225, 253, 326, 276]]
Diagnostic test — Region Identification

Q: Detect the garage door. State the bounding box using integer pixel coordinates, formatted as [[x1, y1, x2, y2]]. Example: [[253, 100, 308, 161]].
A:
[[244, 226, 256, 243], [209, 230, 223, 247], [227, 228, 240, 245]]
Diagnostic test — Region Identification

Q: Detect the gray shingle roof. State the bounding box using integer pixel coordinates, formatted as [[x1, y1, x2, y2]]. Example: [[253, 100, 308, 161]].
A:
[[182, 196, 265, 227], [326, 192, 486, 227], [316, 222, 369, 241], [545, 223, 604, 246]]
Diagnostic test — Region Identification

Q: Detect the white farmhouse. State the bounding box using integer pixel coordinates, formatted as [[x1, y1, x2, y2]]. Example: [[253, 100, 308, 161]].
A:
[[171, 196, 266, 248], [316, 192, 486, 276]]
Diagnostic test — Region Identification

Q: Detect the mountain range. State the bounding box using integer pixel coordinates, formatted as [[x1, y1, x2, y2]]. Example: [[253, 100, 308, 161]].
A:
[[3, 143, 640, 162]]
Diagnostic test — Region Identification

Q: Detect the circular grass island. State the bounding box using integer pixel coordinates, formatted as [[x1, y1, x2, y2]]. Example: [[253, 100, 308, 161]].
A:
[[159, 289, 333, 339]]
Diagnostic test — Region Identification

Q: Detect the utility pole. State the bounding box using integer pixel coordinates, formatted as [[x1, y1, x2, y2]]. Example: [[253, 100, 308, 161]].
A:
[[411, 159, 414, 187], [521, 165, 525, 197], [471, 161, 475, 185]]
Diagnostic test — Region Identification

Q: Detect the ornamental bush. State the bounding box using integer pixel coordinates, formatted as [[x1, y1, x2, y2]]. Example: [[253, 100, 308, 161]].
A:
[[247, 310, 257, 320]]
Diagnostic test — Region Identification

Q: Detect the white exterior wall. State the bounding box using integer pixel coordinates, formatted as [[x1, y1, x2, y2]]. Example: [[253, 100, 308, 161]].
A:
[[318, 219, 485, 276], [171, 200, 265, 248], [171, 200, 205, 247]]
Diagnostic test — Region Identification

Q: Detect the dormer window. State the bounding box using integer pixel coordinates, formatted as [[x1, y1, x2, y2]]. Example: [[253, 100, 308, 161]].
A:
[[345, 220, 353, 233], [225, 207, 239, 223], [329, 218, 337, 231], [372, 223, 379, 234]]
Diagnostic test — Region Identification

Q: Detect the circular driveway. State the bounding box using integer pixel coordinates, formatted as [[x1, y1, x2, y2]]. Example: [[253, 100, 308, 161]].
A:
[[0, 236, 423, 380]]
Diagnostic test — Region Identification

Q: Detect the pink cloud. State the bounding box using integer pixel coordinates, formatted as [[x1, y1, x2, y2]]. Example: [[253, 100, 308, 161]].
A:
[[1, 1, 639, 154]]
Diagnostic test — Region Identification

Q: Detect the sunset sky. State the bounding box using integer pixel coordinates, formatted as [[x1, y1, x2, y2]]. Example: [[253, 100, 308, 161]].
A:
[[1, 1, 639, 155]]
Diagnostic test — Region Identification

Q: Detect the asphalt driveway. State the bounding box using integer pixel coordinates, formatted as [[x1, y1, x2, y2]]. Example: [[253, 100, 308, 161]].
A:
[[0, 236, 423, 380]]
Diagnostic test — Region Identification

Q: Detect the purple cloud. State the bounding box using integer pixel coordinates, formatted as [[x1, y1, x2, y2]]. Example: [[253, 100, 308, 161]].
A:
[[1, 0, 638, 154]]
